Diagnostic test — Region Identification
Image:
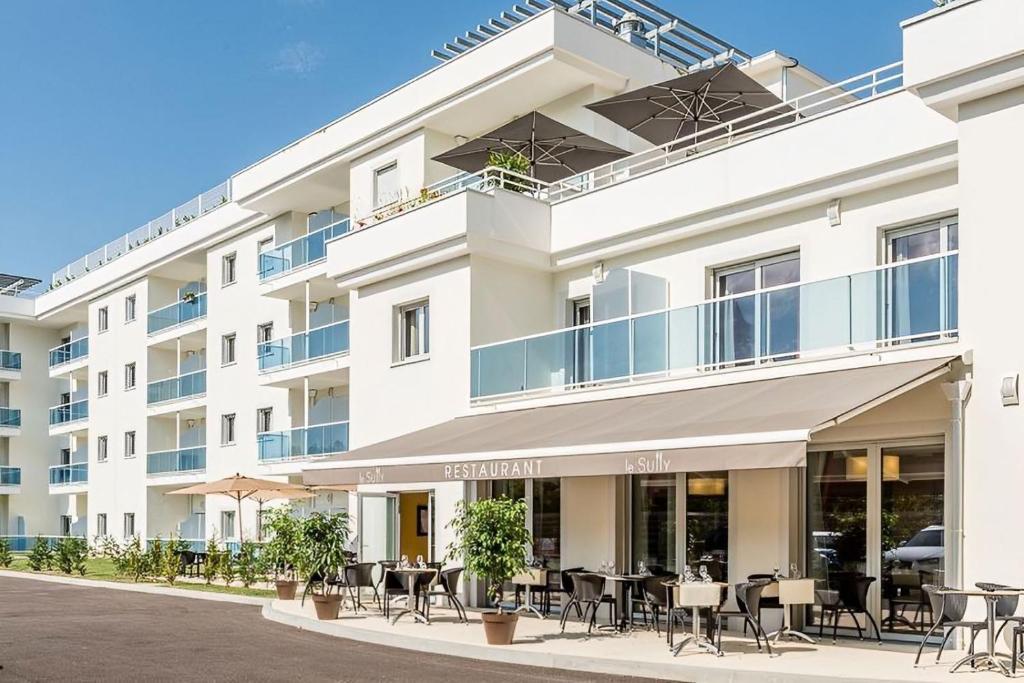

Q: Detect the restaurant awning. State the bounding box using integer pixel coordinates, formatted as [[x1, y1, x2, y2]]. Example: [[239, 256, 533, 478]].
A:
[[304, 358, 955, 487], [585, 63, 793, 147], [432, 111, 630, 183]]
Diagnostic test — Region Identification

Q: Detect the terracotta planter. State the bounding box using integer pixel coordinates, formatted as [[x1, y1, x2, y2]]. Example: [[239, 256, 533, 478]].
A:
[[312, 594, 342, 620], [481, 612, 518, 645], [275, 580, 298, 601]]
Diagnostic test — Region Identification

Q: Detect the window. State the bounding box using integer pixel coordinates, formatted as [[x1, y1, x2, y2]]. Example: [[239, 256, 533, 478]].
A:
[[373, 161, 399, 207], [222, 333, 236, 366], [97, 435, 108, 463], [885, 217, 958, 263], [257, 407, 273, 433], [631, 473, 677, 573], [124, 362, 136, 390], [396, 300, 429, 362], [221, 414, 236, 445], [60, 515, 72, 536], [221, 510, 236, 539], [97, 370, 108, 397], [124, 431, 136, 458], [97, 306, 109, 333], [883, 217, 959, 343], [257, 322, 274, 344], [124, 295, 136, 322], [96, 513, 107, 538], [222, 252, 237, 286], [123, 512, 135, 538], [258, 237, 274, 253], [713, 252, 800, 365]]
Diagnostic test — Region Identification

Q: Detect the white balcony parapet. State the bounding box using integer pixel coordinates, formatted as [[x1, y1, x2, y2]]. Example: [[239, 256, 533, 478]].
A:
[[49, 180, 231, 289], [471, 251, 958, 401]]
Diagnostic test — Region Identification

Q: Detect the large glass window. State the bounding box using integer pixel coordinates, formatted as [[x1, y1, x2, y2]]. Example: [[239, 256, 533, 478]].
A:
[[491, 479, 525, 501], [880, 446, 944, 635], [714, 253, 800, 365], [532, 478, 561, 569], [685, 472, 728, 581], [631, 473, 676, 573], [885, 217, 958, 342]]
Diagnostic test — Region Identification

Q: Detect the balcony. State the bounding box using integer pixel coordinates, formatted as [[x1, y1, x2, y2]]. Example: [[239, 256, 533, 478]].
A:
[[147, 370, 207, 405], [257, 321, 349, 373], [147, 446, 206, 476], [259, 217, 350, 281], [148, 293, 207, 336], [0, 466, 21, 492], [49, 338, 88, 369], [257, 421, 349, 463], [0, 350, 21, 372], [0, 408, 21, 429], [49, 463, 88, 487], [49, 400, 88, 427], [471, 252, 958, 400]]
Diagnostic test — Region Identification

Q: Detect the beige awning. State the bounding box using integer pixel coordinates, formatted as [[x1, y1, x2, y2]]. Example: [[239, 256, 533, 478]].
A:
[[304, 357, 954, 487]]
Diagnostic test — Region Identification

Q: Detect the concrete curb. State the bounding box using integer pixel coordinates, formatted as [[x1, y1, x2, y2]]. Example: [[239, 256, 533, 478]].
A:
[[261, 602, 938, 683], [0, 570, 269, 607]]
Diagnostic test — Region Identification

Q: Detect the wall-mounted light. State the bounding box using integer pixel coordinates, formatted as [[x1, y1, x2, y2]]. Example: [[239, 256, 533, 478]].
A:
[[592, 261, 605, 283], [1001, 374, 1019, 406], [827, 198, 842, 227], [186, 419, 196, 430]]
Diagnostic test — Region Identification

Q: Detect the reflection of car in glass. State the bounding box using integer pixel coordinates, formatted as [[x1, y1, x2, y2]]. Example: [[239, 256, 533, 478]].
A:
[[884, 525, 944, 567]]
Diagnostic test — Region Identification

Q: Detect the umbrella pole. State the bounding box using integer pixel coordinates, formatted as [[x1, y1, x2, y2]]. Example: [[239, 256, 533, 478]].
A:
[[258, 500, 264, 542], [237, 494, 244, 545]]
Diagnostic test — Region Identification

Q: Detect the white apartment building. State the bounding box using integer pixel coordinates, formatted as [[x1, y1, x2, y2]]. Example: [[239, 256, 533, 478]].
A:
[[0, 0, 1020, 638]]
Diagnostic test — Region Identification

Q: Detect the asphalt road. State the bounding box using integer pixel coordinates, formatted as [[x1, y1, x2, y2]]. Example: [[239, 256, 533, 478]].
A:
[[0, 576, 651, 682]]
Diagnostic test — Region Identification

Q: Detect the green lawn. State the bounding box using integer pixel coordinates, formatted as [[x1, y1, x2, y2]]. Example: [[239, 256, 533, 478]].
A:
[[3, 556, 275, 598]]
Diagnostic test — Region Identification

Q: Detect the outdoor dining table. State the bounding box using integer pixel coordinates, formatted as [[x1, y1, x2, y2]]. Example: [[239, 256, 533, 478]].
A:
[[512, 568, 548, 619], [601, 573, 648, 632], [669, 581, 728, 657], [386, 567, 438, 625], [765, 578, 817, 644], [937, 587, 1024, 676]]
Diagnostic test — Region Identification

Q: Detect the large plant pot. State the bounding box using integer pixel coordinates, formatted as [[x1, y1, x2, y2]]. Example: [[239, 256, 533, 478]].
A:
[[312, 594, 342, 620], [275, 580, 298, 601], [481, 612, 518, 645]]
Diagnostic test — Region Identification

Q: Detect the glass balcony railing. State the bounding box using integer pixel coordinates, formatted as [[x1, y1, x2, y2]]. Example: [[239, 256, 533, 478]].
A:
[[147, 447, 206, 475], [48, 400, 87, 426], [471, 252, 959, 399], [49, 463, 88, 486], [257, 421, 349, 463], [0, 466, 21, 486], [147, 370, 207, 405], [0, 408, 21, 428], [148, 293, 208, 335], [258, 218, 351, 281], [49, 338, 89, 368], [257, 320, 349, 372], [0, 350, 21, 371]]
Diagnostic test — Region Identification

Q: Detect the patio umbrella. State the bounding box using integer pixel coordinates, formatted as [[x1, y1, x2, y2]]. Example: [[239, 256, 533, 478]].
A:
[[168, 474, 307, 543], [585, 63, 793, 148], [432, 111, 629, 183]]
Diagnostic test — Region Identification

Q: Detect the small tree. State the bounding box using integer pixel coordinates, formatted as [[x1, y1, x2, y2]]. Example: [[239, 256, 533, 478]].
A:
[[236, 540, 265, 588], [262, 506, 302, 582], [487, 150, 532, 192], [163, 537, 187, 585], [54, 537, 88, 575], [299, 511, 350, 602], [220, 546, 237, 587], [122, 536, 148, 582], [0, 537, 12, 568], [446, 497, 531, 611], [203, 536, 223, 585], [27, 536, 54, 572]]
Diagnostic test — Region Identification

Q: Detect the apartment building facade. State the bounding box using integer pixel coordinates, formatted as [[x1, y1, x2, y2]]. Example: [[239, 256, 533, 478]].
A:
[[0, 0, 1020, 638]]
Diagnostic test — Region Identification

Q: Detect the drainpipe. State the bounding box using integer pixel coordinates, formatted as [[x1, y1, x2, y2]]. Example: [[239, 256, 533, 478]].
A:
[[941, 378, 971, 595], [780, 55, 799, 102]]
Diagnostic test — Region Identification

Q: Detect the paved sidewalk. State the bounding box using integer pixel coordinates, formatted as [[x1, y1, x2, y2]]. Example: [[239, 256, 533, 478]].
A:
[[0, 575, 640, 682]]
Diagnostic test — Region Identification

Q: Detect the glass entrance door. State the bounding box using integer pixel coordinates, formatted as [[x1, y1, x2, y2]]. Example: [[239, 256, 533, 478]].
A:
[[358, 493, 397, 568]]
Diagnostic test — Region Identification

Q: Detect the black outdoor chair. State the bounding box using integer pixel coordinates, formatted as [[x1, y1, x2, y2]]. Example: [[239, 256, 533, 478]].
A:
[[748, 573, 784, 627], [819, 574, 882, 644], [424, 567, 468, 623], [381, 568, 408, 619], [342, 563, 379, 611], [914, 585, 985, 666], [558, 567, 584, 620], [715, 580, 773, 654], [976, 582, 1024, 642], [574, 573, 615, 634], [635, 574, 672, 636]]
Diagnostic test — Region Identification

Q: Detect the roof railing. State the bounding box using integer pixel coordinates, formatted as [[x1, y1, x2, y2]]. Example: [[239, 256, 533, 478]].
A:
[[49, 179, 231, 290]]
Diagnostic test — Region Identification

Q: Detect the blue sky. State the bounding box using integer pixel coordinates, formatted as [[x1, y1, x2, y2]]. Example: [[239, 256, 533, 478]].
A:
[[0, 0, 930, 282]]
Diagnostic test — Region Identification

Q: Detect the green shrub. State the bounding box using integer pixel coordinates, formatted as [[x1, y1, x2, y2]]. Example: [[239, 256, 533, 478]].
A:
[[0, 537, 12, 568], [236, 540, 265, 588], [446, 497, 531, 610], [26, 536, 54, 572], [121, 536, 148, 582], [299, 511, 350, 601], [262, 506, 302, 582], [220, 545, 237, 587], [54, 537, 88, 575], [163, 537, 187, 585], [203, 536, 222, 585]]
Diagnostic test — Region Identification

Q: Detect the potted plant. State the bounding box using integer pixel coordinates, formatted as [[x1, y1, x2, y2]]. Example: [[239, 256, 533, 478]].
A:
[[263, 505, 302, 600], [299, 511, 350, 620], [447, 497, 531, 645], [487, 150, 532, 192]]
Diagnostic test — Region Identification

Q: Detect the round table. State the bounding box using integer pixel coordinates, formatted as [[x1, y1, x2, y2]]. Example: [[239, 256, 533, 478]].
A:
[[386, 568, 438, 625], [937, 587, 1024, 676]]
